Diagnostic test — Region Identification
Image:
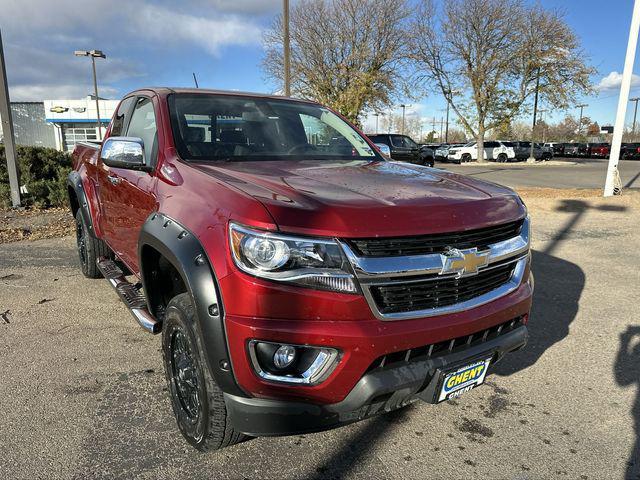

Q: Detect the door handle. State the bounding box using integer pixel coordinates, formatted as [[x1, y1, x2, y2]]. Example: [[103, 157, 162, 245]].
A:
[[107, 174, 121, 185]]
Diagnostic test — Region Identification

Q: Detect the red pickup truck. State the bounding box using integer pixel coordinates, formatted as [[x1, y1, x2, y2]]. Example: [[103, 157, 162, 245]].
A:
[[68, 88, 532, 451]]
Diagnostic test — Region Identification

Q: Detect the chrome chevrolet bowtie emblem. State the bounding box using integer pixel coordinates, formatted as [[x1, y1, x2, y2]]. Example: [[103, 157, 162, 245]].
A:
[[440, 247, 489, 277]]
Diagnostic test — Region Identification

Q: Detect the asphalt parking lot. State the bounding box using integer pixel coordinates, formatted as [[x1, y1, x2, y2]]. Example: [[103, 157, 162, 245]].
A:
[[1, 192, 639, 479], [441, 157, 640, 190]]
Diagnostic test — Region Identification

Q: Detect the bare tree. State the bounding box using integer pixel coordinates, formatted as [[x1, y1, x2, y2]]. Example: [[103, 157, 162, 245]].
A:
[[379, 114, 425, 140], [262, 0, 409, 123], [409, 0, 593, 162]]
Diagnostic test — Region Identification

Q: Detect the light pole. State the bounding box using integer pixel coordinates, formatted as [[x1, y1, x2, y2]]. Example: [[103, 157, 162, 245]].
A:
[[373, 112, 379, 132], [283, 0, 291, 96], [576, 103, 588, 138], [631, 97, 640, 139], [400, 104, 406, 134], [74, 49, 106, 140]]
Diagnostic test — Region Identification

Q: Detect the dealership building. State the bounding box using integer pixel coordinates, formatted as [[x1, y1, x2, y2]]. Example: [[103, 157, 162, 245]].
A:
[[0, 95, 118, 152]]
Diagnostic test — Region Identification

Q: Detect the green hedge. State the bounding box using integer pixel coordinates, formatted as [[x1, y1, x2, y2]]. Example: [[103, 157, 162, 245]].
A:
[[0, 145, 72, 209]]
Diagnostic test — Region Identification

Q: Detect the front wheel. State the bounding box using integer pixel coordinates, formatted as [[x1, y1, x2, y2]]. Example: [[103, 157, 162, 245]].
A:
[[162, 293, 246, 451], [461, 153, 472, 163]]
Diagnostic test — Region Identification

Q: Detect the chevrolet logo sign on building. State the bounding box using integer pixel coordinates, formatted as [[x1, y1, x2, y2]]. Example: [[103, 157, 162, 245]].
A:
[[49, 106, 68, 113]]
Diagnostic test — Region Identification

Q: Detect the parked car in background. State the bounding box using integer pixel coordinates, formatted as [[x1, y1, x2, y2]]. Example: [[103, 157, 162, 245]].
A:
[[368, 133, 434, 167], [543, 142, 563, 157], [621, 142, 640, 159], [511, 141, 543, 161], [590, 143, 610, 158], [539, 143, 553, 160], [447, 140, 516, 162], [563, 143, 584, 157], [435, 143, 465, 163]]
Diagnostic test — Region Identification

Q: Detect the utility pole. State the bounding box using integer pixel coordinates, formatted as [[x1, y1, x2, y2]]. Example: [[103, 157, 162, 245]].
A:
[[440, 116, 444, 141], [576, 103, 588, 137], [445, 101, 450, 142], [283, 0, 291, 96], [605, 0, 640, 196], [630, 97, 640, 139], [373, 112, 379, 132], [0, 30, 20, 207], [400, 104, 406, 134], [527, 67, 541, 163], [75, 49, 106, 140]]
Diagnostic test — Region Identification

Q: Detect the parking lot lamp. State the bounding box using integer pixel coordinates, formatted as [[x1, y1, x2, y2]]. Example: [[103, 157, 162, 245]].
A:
[[400, 104, 406, 134], [74, 49, 106, 140], [373, 112, 379, 132]]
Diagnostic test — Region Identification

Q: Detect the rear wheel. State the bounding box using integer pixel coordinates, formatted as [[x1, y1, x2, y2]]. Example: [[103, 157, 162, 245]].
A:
[[162, 293, 246, 451], [497, 153, 507, 162], [75, 210, 110, 278]]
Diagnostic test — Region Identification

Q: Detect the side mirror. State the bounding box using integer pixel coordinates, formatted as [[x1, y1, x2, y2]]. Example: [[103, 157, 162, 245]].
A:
[[100, 136, 151, 171], [374, 143, 391, 158]]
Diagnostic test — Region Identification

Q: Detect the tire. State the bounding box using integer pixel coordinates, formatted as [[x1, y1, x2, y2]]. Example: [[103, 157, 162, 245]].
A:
[[462, 153, 472, 163], [497, 153, 507, 162], [75, 210, 110, 278], [162, 293, 246, 451]]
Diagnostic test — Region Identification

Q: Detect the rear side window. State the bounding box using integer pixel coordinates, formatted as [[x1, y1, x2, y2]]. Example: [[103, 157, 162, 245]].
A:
[[126, 97, 157, 164], [484, 141, 499, 148], [390, 135, 417, 148], [110, 96, 136, 137]]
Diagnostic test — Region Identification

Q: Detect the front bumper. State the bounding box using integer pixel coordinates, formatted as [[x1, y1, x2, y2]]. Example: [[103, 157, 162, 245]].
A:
[[224, 324, 528, 436]]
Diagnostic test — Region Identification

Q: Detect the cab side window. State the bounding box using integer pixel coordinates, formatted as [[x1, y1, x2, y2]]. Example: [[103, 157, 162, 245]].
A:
[[110, 97, 136, 137], [125, 97, 157, 165]]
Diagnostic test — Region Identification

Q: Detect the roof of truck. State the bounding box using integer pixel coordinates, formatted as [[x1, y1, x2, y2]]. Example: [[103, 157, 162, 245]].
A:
[[124, 87, 316, 104]]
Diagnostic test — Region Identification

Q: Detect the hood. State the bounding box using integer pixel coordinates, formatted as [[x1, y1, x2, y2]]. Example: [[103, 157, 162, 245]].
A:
[[191, 160, 525, 238]]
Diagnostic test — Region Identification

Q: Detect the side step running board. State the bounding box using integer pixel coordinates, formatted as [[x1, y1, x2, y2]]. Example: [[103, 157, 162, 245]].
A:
[[96, 257, 161, 334]]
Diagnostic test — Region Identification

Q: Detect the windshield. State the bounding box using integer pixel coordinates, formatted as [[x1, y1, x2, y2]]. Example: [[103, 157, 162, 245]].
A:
[[168, 94, 379, 162], [464, 141, 476, 147]]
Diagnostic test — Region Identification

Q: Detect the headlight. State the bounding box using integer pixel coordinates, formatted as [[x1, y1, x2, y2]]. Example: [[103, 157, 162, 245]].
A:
[[229, 222, 358, 293]]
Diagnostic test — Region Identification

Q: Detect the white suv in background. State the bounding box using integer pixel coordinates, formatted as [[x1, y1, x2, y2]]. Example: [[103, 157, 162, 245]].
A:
[[447, 140, 516, 162]]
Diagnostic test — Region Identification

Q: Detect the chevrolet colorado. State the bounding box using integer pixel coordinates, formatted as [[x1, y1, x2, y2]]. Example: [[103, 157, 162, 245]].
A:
[[68, 88, 532, 451]]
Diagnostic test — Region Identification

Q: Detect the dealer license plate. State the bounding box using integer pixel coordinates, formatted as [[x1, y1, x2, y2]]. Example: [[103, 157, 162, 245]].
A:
[[437, 358, 491, 402]]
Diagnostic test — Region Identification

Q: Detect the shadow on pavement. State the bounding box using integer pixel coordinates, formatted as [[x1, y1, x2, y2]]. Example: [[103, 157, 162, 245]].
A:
[[492, 248, 584, 376], [615, 327, 640, 479], [495, 199, 626, 377], [306, 407, 410, 480]]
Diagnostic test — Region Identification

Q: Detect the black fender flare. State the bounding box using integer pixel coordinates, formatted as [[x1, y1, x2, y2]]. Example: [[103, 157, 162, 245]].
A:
[[138, 212, 246, 397], [67, 171, 96, 237]]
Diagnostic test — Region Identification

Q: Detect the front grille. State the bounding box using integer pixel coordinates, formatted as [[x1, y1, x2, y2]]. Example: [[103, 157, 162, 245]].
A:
[[367, 316, 525, 373], [348, 219, 524, 257], [370, 262, 516, 314]]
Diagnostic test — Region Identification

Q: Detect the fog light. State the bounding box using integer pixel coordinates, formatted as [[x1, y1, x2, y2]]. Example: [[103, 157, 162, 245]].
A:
[[249, 340, 340, 385], [273, 345, 296, 369]]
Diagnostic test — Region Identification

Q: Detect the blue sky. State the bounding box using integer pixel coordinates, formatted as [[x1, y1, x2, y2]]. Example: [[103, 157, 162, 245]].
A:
[[1, 0, 637, 130]]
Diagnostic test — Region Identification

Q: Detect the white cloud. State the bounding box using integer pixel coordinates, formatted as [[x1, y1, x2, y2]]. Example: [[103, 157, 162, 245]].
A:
[[132, 4, 263, 55], [597, 71, 640, 91], [5, 45, 141, 101], [1, 0, 266, 100]]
